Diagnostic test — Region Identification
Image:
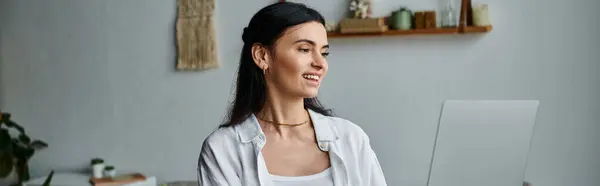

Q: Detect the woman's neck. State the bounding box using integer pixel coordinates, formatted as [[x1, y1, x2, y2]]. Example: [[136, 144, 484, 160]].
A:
[[257, 94, 311, 138], [258, 95, 307, 125]]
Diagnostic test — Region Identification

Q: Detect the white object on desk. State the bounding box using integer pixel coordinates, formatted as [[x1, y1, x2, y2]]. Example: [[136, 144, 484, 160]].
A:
[[23, 172, 157, 186], [427, 100, 539, 186]]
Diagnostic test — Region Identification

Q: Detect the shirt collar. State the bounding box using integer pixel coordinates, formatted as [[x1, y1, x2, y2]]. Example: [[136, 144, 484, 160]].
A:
[[237, 109, 339, 143]]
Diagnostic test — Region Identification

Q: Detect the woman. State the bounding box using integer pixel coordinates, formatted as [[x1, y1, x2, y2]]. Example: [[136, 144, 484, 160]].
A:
[[197, 2, 387, 186]]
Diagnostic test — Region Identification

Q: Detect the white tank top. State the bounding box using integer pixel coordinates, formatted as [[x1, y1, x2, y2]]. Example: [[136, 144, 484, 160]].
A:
[[270, 167, 334, 186]]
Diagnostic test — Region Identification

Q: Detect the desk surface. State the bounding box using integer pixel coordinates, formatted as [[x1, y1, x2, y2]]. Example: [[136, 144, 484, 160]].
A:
[[24, 172, 156, 186]]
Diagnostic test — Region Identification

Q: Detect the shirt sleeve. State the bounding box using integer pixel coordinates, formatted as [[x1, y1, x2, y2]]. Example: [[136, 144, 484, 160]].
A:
[[361, 131, 388, 186], [197, 138, 240, 186]]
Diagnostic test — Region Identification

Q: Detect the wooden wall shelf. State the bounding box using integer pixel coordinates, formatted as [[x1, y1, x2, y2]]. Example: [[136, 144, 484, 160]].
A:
[[327, 25, 492, 38]]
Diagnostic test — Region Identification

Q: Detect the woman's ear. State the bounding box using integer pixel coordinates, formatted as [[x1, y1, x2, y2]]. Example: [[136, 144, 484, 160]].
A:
[[251, 44, 270, 70]]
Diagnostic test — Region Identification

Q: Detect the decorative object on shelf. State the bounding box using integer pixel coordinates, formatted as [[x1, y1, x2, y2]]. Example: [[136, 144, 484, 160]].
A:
[[472, 4, 491, 26], [424, 11, 437, 28], [459, 0, 475, 31], [175, 0, 219, 71], [441, 0, 457, 27], [466, 0, 474, 25], [340, 0, 385, 34], [414, 12, 425, 29], [0, 111, 49, 186], [327, 24, 492, 38], [339, 17, 388, 34], [91, 158, 105, 179], [391, 7, 412, 30], [349, 0, 372, 19], [103, 165, 116, 178], [326, 0, 492, 38], [325, 20, 339, 32], [413, 11, 436, 29]]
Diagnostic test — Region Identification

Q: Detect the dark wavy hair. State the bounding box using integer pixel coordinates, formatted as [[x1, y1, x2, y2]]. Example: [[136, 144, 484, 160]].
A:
[[220, 2, 333, 128]]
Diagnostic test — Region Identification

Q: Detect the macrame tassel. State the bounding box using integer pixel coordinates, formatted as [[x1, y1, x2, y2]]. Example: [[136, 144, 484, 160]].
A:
[[176, 0, 219, 70]]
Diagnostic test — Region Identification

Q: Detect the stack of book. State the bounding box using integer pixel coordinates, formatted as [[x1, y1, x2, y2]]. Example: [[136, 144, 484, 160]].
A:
[[339, 17, 388, 34]]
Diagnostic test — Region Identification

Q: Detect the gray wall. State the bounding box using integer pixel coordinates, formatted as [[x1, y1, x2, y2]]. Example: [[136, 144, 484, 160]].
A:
[[1, 0, 598, 185]]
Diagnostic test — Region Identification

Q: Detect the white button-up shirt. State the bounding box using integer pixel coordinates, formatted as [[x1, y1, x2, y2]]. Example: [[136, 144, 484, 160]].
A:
[[197, 109, 388, 186]]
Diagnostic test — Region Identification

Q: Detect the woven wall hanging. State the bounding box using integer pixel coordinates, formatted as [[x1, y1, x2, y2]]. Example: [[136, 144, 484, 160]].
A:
[[175, 0, 219, 70]]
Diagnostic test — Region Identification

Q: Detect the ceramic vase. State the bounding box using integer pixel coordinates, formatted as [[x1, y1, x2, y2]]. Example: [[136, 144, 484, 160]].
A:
[[473, 4, 491, 26], [392, 9, 412, 30]]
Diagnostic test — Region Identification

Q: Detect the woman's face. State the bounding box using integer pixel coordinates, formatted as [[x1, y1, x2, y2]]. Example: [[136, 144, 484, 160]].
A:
[[255, 21, 329, 99]]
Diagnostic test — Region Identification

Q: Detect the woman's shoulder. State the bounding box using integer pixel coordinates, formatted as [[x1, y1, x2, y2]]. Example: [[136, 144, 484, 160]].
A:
[[197, 126, 246, 168], [318, 114, 371, 142], [200, 126, 239, 151]]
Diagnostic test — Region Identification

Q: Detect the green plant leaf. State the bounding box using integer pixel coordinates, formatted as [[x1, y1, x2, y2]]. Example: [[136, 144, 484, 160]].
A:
[[30, 140, 49, 149], [91, 158, 104, 165], [0, 129, 14, 177], [13, 145, 35, 159], [0, 112, 48, 183], [104, 165, 114, 170], [18, 134, 31, 145], [11, 139, 21, 148], [5, 120, 25, 134], [0, 129, 11, 151], [15, 158, 30, 183], [42, 170, 54, 186], [0, 153, 14, 178]]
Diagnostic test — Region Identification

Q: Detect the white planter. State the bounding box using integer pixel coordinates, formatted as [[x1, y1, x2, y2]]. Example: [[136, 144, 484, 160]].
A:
[[92, 164, 105, 178], [0, 166, 19, 186], [103, 169, 116, 178]]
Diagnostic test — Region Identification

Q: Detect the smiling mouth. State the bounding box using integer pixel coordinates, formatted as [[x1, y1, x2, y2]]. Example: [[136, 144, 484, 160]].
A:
[[303, 74, 320, 81]]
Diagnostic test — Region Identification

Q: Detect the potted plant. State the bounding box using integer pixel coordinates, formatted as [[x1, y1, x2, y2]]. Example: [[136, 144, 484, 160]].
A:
[[91, 158, 105, 179], [0, 111, 48, 185], [103, 165, 116, 178]]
